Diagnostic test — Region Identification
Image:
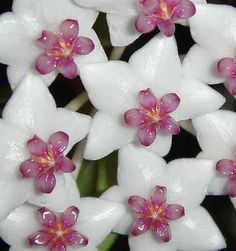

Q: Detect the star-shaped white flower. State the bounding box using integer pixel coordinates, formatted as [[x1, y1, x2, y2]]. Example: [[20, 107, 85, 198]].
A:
[[192, 110, 236, 207], [183, 3, 236, 96], [0, 73, 91, 221], [0, 0, 107, 90], [0, 198, 125, 251], [101, 144, 226, 251], [74, 0, 206, 46], [80, 34, 225, 160]]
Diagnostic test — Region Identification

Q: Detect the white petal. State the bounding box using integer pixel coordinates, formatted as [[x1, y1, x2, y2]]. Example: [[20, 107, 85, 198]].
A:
[[171, 207, 226, 250], [107, 13, 140, 46], [73, 243, 98, 251], [118, 144, 166, 197], [77, 198, 126, 246], [192, 110, 236, 159], [183, 45, 224, 84], [84, 112, 135, 160], [165, 158, 215, 209], [80, 61, 144, 113]]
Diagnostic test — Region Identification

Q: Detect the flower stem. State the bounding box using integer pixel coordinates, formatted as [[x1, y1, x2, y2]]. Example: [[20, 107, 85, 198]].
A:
[[98, 233, 119, 251], [109, 46, 126, 60], [65, 91, 88, 111], [179, 120, 196, 136]]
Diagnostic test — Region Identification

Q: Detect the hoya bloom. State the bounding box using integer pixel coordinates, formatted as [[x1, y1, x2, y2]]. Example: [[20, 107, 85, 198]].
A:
[[80, 34, 225, 160], [101, 144, 226, 251], [74, 0, 204, 46], [0, 0, 107, 90], [0, 198, 125, 251], [0, 73, 91, 221], [183, 4, 236, 96]]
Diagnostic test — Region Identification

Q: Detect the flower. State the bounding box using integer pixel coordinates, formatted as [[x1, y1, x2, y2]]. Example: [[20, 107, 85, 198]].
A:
[[0, 0, 107, 90], [74, 0, 204, 46], [183, 3, 236, 96], [80, 34, 225, 160], [101, 144, 226, 251], [0, 198, 125, 251], [0, 73, 91, 221]]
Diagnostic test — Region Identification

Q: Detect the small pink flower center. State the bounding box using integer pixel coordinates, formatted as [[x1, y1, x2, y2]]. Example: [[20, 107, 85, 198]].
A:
[[128, 186, 185, 242], [152, 0, 176, 20]]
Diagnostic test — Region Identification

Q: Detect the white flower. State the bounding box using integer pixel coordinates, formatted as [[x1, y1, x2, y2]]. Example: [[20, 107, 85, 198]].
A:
[[0, 0, 107, 90], [101, 144, 226, 251], [0, 73, 91, 221], [79, 34, 225, 160]]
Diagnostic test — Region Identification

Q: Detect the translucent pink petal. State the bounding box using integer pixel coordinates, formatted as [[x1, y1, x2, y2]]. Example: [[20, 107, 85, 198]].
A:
[[28, 230, 52, 247], [151, 186, 167, 206], [35, 172, 56, 193], [217, 57, 235, 77], [35, 53, 58, 75], [160, 93, 180, 114], [51, 239, 66, 251], [56, 156, 76, 173], [130, 218, 152, 236], [216, 159, 235, 176], [139, 0, 159, 13], [128, 196, 148, 214], [124, 109, 146, 127], [139, 88, 157, 109], [57, 58, 77, 79], [138, 125, 157, 146], [60, 19, 79, 43], [27, 135, 47, 156], [162, 204, 185, 220], [159, 116, 180, 135], [135, 14, 156, 33], [61, 206, 79, 228], [174, 0, 196, 19], [20, 160, 41, 178], [37, 30, 60, 50], [73, 37, 95, 55], [228, 177, 236, 197], [158, 21, 175, 37], [227, 78, 236, 95], [65, 231, 88, 247], [48, 131, 69, 155], [153, 221, 171, 242], [38, 207, 57, 227]]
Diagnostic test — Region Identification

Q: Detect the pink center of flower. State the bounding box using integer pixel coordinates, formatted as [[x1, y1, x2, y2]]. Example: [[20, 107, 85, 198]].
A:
[[124, 88, 180, 146], [217, 57, 236, 95], [216, 157, 236, 197], [29, 206, 88, 251], [20, 131, 76, 194], [35, 19, 95, 79], [135, 0, 196, 37], [128, 185, 185, 242]]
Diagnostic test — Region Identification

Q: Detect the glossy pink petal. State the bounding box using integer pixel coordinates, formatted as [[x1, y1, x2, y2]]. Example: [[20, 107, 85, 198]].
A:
[[37, 30, 60, 50], [216, 159, 235, 175], [38, 207, 57, 227], [160, 93, 180, 114], [159, 116, 180, 135], [35, 171, 56, 193], [28, 230, 52, 247], [48, 131, 69, 155], [56, 156, 76, 173], [128, 196, 148, 214], [154, 221, 171, 242], [65, 231, 88, 246], [51, 239, 66, 251], [73, 37, 95, 55], [162, 204, 185, 220], [124, 109, 146, 126], [158, 20, 175, 37], [174, 0, 196, 19], [227, 78, 236, 95], [35, 53, 58, 75], [217, 57, 235, 77], [61, 206, 79, 227], [57, 58, 77, 79], [135, 14, 156, 33], [60, 19, 79, 43], [130, 218, 152, 236], [138, 125, 157, 146], [139, 0, 159, 13], [228, 177, 236, 197], [139, 88, 157, 109], [151, 186, 167, 206], [20, 160, 42, 178], [27, 135, 47, 156]]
